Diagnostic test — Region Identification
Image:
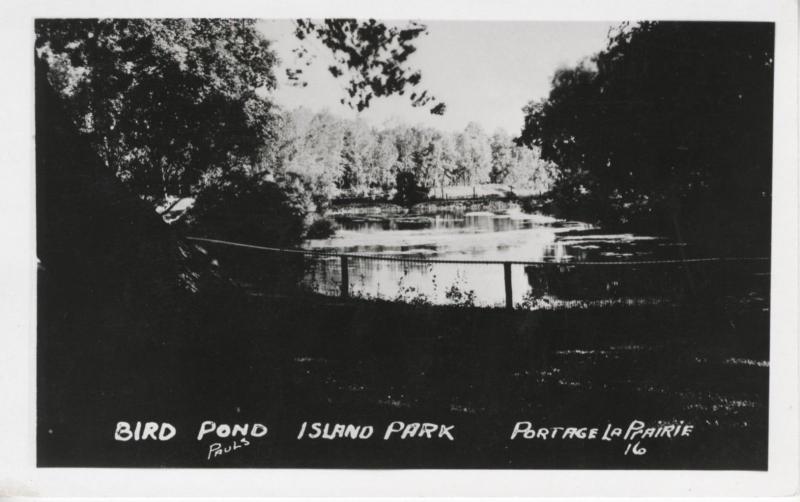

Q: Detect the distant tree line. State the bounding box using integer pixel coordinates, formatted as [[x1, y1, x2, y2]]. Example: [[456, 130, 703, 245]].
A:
[[518, 21, 774, 255], [273, 109, 556, 205]]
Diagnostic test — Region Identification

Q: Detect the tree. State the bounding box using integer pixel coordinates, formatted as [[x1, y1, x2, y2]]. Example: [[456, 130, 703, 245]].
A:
[[506, 146, 557, 193], [291, 19, 446, 115], [366, 131, 399, 195], [434, 133, 459, 192], [394, 171, 428, 206], [337, 119, 376, 196], [278, 109, 344, 209], [489, 129, 515, 183], [455, 122, 492, 185], [518, 21, 774, 254], [338, 128, 360, 192], [408, 128, 443, 190], [36, 19, 280, 203]]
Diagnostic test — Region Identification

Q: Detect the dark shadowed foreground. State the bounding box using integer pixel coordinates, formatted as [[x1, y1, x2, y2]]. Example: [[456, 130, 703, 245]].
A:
[[39, 282, 768, 468]]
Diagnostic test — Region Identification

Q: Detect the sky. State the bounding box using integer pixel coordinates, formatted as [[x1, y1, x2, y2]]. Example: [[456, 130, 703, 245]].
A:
[[257, 20, 616, 135]]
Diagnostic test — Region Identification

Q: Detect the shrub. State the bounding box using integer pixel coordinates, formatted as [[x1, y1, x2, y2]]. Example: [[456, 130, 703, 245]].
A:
[[393, 171, 429, 206], [444, 283, 477, 308], [306, 218, 338, 239], [188, 168, 313, 247]]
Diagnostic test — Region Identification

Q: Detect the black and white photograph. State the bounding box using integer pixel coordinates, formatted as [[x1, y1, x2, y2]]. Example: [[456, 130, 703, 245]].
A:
[[2, 0, 798, 496]]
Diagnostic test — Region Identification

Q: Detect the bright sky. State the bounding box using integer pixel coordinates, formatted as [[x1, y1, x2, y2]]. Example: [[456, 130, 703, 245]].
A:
[[257, 20, 616, 135]]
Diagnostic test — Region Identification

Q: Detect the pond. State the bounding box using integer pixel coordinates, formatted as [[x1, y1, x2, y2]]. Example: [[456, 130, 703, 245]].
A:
[[300, 208, 690, 308]]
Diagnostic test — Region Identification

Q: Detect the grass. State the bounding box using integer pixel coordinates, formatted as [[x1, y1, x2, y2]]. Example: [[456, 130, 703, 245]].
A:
[[38, 276, 769, 469]]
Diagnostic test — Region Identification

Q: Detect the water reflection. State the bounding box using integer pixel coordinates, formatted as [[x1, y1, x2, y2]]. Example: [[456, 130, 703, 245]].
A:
[[300, 210, 682, 307]]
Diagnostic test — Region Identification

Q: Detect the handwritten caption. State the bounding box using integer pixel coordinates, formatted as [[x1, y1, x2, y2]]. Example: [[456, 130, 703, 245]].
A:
[[511, 420, 694, 455], [113, 418, 695, 459]]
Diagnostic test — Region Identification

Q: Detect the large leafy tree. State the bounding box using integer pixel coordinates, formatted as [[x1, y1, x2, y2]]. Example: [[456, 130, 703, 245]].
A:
[[519, 21, 774, 254], [336, 119, 376, 195], [367, 131, 401, 194], [489, 129, 514, 183], [455, 122, 492, 185], [36, 19, 280, 203], [279, 108, 344, 208]]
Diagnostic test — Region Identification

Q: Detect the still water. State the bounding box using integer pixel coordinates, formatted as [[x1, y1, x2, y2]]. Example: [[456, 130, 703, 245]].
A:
[[301, 209, 684, 308]]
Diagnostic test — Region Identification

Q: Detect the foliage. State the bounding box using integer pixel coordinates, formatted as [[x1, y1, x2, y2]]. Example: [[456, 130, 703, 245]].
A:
[[393, 171, 429, 206], [518, 22, 774, 254], [36, 19, 280, 203], [515, 289, 553, 310], [444, 280, 477, 308], [490, 129, 556, 188], [453, 122, 491, 184], [274, 108, 343, 209], [188, 168, 313, 247], [292, 19, 445, 114], [306, 217, 338, 239], [489, 130, 515, 183], [394, 269, 432, 306], [278, 108, 555, 203], [518, 195, 542, 214]]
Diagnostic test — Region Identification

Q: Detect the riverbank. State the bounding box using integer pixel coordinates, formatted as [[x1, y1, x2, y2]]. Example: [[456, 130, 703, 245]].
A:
[[328, 196, 541, 217]]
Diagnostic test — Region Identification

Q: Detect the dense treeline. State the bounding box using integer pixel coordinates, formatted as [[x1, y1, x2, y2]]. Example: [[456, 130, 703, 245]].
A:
[[274, 109, 556, 204], [36, 19, 553, 247], [518, 22, 774, 255]]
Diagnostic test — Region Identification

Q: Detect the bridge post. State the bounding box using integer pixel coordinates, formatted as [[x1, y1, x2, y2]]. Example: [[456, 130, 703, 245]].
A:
[[504, 262, 513, 309], [340, 255, 349, 298]]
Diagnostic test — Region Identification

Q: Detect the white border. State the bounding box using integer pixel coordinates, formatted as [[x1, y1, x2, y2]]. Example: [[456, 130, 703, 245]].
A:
[[0, 0, 797, 497]]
